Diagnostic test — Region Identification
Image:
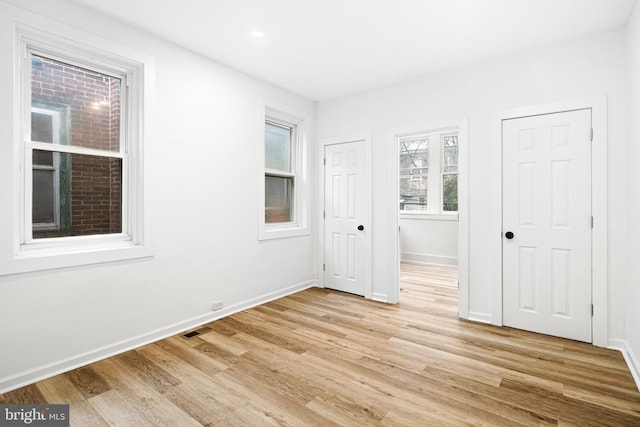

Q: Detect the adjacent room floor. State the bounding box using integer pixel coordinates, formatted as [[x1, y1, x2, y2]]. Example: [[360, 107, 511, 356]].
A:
[[1, 263, 639, 426]]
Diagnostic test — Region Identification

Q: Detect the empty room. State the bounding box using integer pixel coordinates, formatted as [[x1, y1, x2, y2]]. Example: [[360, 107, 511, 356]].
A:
[[1, 0, 639, 425]]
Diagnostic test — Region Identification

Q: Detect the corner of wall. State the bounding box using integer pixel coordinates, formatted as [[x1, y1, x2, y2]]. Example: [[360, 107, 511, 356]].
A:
[[608, 339, 640, 392]]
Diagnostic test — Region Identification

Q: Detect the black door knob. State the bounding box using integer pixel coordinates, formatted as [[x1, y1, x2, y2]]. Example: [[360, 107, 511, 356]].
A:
[[505, 231, 514, 239], [357, 225, 364, 231]]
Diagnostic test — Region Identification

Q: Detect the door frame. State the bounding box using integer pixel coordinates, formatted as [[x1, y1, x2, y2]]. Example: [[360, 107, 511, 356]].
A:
[[387, 117, 469, 307], [318, 134, 373, 298], [491, 96, 608, 347]]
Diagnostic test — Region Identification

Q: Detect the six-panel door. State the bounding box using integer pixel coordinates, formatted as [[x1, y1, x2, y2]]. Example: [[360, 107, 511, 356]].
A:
[[502, 109, 592, 342]]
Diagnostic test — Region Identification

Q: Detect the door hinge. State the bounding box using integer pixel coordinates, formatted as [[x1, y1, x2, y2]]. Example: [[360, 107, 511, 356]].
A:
[[591, 216, 594, 229], [323, 158, 326, 166], [323, 211, 326, 219], [590, 128, 593, 142], [591, 304, 594, 316], [323, 264, 325, 271]]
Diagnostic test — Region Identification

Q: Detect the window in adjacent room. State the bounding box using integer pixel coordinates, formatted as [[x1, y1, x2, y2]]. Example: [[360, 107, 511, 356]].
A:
[[442, 134, 459, 212], [399, 130, 458, 215]]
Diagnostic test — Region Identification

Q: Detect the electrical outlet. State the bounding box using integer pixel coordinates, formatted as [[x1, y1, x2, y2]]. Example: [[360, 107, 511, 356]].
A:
[[211, 301, 224, 311]]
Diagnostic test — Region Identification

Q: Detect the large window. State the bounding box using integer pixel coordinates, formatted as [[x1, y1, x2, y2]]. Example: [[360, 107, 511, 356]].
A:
[[399, 131, 458, 214], [260, 105, 310, 240], [1, 25, 152, 275], [28, 54, 124, 240]]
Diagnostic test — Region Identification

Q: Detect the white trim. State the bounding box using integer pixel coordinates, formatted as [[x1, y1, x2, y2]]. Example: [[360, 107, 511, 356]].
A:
[[400, 212, 458, 221], [468, 311, 493, 324], [0, 278, 316, 394], [258, 102, 311, 240], [1, 21, 155, 276], [318, 133, 373, 299], [400, 252, 457, 267], [491, 96, 608, 347], [608, 339, 640, 392], [387, 117, 469, 310], [371, 292, 389, 302]]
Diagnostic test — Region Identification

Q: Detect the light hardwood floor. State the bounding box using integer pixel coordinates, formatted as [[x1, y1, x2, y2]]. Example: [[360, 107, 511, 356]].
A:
[[1, 263, 639, 426]]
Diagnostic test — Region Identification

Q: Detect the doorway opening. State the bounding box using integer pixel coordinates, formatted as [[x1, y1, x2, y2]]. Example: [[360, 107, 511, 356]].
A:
[[390, 118, 469, 314]]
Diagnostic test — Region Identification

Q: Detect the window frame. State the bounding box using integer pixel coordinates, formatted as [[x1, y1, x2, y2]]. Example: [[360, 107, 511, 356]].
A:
[[259, 103, 310, 240], [0, 23, 153, 276], [399, 129, 459, 219]]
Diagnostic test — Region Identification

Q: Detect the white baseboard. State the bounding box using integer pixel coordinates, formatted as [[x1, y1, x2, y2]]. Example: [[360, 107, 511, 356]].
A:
[[0, 280, 316, 394], [466, 311, 493, 324], [400, 252, 457, 266], [608, 339, 640, 392], [371, 292, 389, 302]]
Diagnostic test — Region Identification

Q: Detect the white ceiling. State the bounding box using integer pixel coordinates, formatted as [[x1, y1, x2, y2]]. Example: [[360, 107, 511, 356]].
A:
[[67, 0, 636, 101]]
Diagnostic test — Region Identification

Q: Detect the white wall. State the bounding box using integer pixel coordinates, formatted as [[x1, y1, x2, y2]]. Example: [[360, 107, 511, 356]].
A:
[[625, 2, 640, 387], [400, 218, 458, 266], [0, 0, 316, 392], [317, 28, 629, 339]]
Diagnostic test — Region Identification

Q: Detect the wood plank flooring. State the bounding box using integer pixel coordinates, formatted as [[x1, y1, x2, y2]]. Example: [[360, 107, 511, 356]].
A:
[[2, 262, 639, 426]]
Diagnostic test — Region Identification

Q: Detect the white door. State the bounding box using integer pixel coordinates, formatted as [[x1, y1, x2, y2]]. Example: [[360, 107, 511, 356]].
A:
[[502, 109, 592, 342], [324, 140, 369, 296]]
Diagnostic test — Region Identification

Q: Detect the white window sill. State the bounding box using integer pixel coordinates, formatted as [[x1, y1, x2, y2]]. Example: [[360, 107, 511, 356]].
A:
[[259, 223, 310, 240], [1, 240, 152, 276], [400, 212, 459, 221]]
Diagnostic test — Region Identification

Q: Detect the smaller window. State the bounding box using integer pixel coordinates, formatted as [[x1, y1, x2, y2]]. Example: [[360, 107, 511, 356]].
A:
[[260, 105, 310, 240], [265, 121, 296, 223]]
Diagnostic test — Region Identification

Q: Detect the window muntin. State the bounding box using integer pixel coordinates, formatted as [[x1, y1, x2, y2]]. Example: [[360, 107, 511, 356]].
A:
[[399, 131, 458, 215], [24, 50, 128, 243], [264, 118, 297, 224]]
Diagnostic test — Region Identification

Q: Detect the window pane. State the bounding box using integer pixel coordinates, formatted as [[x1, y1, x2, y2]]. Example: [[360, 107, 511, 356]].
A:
[[32, 150, 122, 239], [265, 175, 293, 223], [33, 149, 54, 166], [31, 112, 53, 143], [33, 169, 56, 225], [399, 137, 429, 211], [31, 54, 121, 152], [265, 122, 292, 171], [443, 135, 458, 173], [443, 174, 458, 212]]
